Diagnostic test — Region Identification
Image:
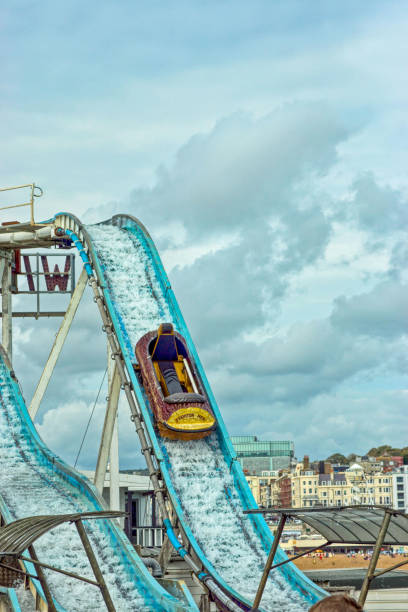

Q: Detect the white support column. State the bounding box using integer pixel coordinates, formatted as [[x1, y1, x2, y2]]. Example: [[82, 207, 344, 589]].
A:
[[109, 414, 120, 513], [1, 254, 12, 361], [104, 343, 121, 515], [94, 365, 121, 494], [29, 268, 88, 419]]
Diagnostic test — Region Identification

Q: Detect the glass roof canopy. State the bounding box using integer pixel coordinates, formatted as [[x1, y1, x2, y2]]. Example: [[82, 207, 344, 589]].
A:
[[246, 505, 408, 545], [246, 506, 408, 545], [245, 505, 408, 610]]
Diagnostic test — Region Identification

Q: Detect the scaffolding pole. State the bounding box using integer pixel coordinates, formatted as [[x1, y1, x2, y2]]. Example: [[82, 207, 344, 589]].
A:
[[94, 364, 121, 495], [1, 254, 12, 361], [106, 343, 120, 517], [358, 510, 391, 608], [29, 268, 88, 419], [251, 514, 287, 611]]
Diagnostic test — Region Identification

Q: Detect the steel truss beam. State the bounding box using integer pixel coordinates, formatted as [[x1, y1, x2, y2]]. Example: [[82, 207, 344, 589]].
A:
[[29, 268, 88, 419], [94, 345, 121, 501], [1, 253, 12, 361]]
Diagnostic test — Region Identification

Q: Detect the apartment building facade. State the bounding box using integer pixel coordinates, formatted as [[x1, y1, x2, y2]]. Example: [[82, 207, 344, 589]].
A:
[[245, 463, 394, 510], [231, 436, 294, 474], [246, 472, 280, 507], [291, 464, 393, 508], [392, 465, 408, 512]]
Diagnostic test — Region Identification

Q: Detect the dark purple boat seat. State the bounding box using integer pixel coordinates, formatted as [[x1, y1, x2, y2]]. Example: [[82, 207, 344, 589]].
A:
[[158, 361, 183, 395], [151, 324, 178, 361]]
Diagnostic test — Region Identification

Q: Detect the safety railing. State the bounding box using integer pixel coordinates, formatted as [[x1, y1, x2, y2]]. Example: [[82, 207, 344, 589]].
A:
[[131, 527, 164, 548], [0, 183, 43, 226]]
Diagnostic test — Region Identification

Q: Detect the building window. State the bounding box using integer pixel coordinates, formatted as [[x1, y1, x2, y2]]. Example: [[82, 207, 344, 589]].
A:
[[309, 489, 313, 494], [303, 489, 306, 494], [336, 490, 341, 495], [398, 501, 405, 508], [322, 492, 327, 497], [397, 477, 403, 483], [398, 493, 404, 499], [397, 485, 404, 491]]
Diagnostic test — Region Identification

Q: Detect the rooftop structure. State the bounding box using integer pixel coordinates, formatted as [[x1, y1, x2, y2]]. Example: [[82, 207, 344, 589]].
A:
[[392, 464, 408, 513], [231, 435, 294, 475]]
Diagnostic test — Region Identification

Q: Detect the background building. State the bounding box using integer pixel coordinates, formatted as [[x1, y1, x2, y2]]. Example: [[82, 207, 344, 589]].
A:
[[81, 469, 162, 547], [291, 462, 393, 508], [231, 435, 294, 474], [392, 464, 408, 512]]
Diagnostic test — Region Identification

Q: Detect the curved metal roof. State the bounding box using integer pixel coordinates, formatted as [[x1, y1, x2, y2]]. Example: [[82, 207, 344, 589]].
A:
[[0, 511, 124, 555], [245, 506, 408, 545]]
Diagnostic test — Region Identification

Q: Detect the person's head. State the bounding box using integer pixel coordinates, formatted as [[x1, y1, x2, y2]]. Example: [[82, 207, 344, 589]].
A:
[[309, 594, 363, 611]]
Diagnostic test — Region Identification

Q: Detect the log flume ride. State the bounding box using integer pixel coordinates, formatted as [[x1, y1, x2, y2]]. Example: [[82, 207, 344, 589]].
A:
[[0, 212, 326, 610]]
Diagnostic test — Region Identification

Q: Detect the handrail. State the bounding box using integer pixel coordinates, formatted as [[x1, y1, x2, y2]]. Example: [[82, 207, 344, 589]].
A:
[[0, 183, 43, 226]]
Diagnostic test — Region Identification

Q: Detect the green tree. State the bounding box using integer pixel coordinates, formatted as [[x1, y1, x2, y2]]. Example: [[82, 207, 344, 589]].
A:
[[326, 453, 348, 464], [368, 445, 393, 457]]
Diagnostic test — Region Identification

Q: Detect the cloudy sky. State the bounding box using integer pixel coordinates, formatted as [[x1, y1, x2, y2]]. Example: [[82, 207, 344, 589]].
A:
[[2, 1, 407, 468]]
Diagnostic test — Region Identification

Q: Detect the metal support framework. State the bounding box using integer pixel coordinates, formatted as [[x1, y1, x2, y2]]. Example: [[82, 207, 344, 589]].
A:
[[19, 554, 99, 586], [0, 510, 123, 612], [27, 545, 57, 612], [159, 517, 180, 574], [29, 268, 88, 419], [106, 343, 121, 515], [109, 414, 120, 512], [250, 514, 287, 611], [94, 363, 121, 496], [1, 255, 12, 361], [262, 542, 332, 575], [75, 519, 116, 612], [357, 511, 391, 608], [246, 505, 408, 611]]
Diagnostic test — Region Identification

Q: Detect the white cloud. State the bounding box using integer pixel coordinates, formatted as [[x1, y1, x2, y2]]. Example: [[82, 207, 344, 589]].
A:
[[4, 1, 408, 463]]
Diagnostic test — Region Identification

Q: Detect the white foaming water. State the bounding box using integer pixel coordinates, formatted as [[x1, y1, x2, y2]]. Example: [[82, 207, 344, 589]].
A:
[[14, 584, 36, 611], [87, 223, 310, 611], [163, 436, 308, 611], [0, 360, 155, 612], [88, 224, 172, 360]]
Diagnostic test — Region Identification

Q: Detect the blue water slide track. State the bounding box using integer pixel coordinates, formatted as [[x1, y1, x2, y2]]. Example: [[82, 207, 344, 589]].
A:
[[51, 212, 326, 611], [0, 346, 196, 611]]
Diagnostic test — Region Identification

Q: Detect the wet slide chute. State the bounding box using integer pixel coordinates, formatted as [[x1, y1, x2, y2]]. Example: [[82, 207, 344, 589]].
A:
[[48, 212, 326, 611]]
